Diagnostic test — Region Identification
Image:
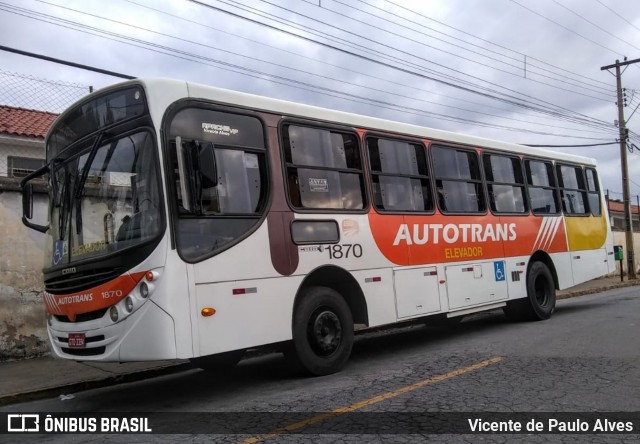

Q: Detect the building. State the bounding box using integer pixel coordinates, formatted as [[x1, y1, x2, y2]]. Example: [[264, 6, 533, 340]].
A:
[[0, 105, 57, 178], [607, 199, 640, 232], [0, 105, 57, 359]]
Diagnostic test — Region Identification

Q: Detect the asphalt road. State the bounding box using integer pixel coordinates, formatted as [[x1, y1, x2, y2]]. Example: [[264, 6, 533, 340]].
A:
[[3, 286, 640, 443]]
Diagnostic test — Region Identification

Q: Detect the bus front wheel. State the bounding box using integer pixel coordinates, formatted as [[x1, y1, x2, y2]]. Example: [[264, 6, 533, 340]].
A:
[[504, 261, 556, 321], [290, 286, 354, 376]]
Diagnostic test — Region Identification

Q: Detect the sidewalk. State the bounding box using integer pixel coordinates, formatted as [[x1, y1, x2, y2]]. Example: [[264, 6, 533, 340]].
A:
[[0, 275, 638, 407]]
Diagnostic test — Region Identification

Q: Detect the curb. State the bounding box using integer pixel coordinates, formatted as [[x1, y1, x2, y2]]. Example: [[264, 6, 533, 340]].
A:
[[557, 280, 640, 300], [0, 362, 192, 407]]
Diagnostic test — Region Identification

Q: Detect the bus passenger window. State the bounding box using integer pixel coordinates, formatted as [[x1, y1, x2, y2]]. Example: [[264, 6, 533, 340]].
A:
[[283, 125, 365, 211], [525, 159, 559, 215], [367, 137, 432, 212], [556, 164, 588, 215], [483, 153, 527, 214], [585, 168, 601, 216], [431, 146, 485, 213]]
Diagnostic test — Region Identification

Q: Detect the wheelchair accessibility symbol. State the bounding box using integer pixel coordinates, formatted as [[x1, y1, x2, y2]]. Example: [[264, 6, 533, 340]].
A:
[[494, 261, 505, 281], [53, 240, 65, 265]]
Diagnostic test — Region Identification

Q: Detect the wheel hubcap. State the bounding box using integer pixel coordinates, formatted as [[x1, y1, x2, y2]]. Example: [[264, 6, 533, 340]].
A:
[[308, 309, 342, 356]]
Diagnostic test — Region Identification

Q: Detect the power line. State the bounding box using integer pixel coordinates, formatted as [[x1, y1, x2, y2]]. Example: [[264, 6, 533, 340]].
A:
[[23, 0, 615, 134], [126, 0, 622, 131], [187, 0, 616, 129], [1, 1, 624, 143], [550, 0, 640, 52], [523, 141, 619, 147], [249, 0, 614, 101], [337, 0, 616, 95], [0, 44, 134, 79], [377, 0, 618, 90], [594, 0, 640, 33], [509, 0, 626, 57], [627, 100, 640, 123], [125, 0, 520, 116], [0, 4, 615, 141]]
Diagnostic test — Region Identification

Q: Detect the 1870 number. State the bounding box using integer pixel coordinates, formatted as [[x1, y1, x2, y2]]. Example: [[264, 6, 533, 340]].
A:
[[328, 243, 363, 259]]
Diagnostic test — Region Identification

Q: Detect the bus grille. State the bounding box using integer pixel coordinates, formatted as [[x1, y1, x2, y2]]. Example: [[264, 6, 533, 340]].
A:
[[61, 347, 106, 356], [54, 309, 108, 323], [45, 267, 124, 294]]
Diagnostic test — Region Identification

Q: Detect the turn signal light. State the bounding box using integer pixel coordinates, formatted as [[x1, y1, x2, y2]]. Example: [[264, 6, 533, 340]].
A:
[[201, 307, 216, 317], [145, 271, 155, 282]]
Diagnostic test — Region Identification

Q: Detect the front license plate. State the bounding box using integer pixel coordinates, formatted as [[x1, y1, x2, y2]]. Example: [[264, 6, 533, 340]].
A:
[[68, 333, 86, 348]]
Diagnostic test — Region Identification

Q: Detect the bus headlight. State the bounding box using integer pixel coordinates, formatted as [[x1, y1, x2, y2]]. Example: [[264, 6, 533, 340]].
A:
[[140, 282, 149, 298], [110, 306, 119, 322], [125, 296, 134, 313]]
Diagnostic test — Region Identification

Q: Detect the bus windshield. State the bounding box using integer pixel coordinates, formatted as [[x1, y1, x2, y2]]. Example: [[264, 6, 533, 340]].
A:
[[47, 130, 162, 268]]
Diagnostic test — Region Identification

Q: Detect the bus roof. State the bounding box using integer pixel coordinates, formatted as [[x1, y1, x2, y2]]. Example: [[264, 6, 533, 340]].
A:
[[182, 79, 597, 166], [55, 77, 599, 166]]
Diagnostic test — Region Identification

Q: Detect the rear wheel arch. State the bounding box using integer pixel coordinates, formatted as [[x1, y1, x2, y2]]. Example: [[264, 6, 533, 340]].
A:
[[504, 252, 557, 321], [294, 265, 368, 327], [529, 250, 559, 290]]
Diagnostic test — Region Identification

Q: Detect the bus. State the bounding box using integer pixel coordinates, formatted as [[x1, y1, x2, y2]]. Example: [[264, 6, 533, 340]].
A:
[[21, 78, 615, 376]]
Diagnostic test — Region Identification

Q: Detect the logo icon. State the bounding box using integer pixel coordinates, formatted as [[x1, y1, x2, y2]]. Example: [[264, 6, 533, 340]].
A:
[[7, 414, 40, 432]]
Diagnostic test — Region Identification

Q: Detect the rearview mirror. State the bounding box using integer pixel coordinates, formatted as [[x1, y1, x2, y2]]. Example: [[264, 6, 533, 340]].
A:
[[20, 164, 50, 233]]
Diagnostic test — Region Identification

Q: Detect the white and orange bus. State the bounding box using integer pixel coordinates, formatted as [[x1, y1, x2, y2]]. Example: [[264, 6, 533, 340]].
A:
[[21, 78, 615, 375]]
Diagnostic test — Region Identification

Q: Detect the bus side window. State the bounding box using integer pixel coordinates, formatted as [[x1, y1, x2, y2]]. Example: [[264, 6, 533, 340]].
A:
[[556, 164, 588, 215], [585, 168, 601, 216], [283, 124, 365, 211], [367, 137, 432, 212], [431, 146, 485, 213], [525, 159, 559, 215], [482, 153, 527, 214]]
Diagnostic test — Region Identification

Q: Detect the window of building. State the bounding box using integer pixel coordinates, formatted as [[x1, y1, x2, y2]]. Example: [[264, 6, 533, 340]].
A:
[[483, 153, 527, 214], [283, 124, 365, 211], [431, 146, 485, 213], [556, 164, 588, 215], [585, 167, 601, 216], [8, 156, 45, 178], [367, 137, 432, 212], [525, 159, 559, 215]]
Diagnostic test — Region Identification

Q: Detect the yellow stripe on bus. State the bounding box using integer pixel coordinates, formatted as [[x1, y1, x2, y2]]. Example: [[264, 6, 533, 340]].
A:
[[565, 211, 608, 251]]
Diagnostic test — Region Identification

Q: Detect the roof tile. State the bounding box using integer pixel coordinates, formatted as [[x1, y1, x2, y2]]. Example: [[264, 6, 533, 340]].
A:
[[0, 105, 58, 139]]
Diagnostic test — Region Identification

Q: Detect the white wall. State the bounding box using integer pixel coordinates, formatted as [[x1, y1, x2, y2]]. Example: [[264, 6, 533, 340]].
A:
[[611, 231, 640, 275], [0, 185, 49, 360]]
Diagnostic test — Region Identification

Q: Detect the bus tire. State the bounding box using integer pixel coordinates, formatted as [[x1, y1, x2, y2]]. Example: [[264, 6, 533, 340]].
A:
[[191, 349, 244, 374], [290, 286, 354, 376], [504, 261, 556, 321]]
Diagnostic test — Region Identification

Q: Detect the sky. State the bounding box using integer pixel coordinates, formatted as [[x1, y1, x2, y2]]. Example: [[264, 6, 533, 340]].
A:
[[1, 0, 640, 197]]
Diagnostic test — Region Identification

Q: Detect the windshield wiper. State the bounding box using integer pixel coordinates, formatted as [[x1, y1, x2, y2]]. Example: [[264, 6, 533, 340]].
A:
[[75, 132, 106, 199], [74, 132, 107, 235], [58, 172, 68, 240]]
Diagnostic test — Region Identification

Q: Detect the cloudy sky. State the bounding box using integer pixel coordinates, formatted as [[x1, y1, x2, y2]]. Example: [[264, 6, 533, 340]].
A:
[[1, 0, 640, 197]]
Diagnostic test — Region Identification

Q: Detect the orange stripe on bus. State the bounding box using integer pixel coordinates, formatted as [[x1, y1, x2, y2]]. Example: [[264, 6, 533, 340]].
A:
[[43, 272, 146, 321]]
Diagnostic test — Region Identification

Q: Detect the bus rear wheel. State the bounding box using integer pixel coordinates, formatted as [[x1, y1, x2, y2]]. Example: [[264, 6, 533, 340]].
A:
[[504, 261, 556, 321], [290, 286, 354, 376]]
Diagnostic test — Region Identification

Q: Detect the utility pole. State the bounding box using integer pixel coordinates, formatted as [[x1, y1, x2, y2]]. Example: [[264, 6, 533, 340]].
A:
[[601, 57, 640, 279]]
